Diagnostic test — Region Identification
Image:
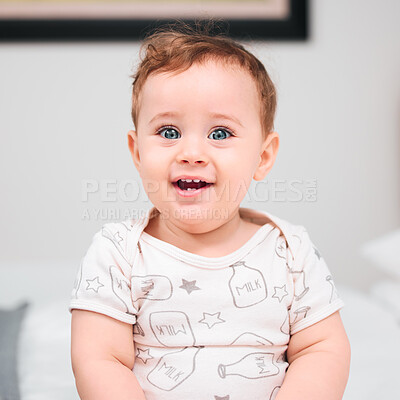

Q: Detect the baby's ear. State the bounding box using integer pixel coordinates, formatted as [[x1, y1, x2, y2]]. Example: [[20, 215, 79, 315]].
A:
[[127, 130, 141, 172], [253, 131, 279, 181]]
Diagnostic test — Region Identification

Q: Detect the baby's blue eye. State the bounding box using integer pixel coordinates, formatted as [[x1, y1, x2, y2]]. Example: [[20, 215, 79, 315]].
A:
[[159, 128, 181, 139], [208, 129, 232, 140]]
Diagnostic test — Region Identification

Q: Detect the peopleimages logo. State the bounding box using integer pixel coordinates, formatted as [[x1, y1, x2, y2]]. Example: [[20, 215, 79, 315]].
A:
[[80, 178, 317, 221]]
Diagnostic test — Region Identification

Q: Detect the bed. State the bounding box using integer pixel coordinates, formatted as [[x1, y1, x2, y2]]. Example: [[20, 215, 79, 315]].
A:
[[1, 260, 399, 400]]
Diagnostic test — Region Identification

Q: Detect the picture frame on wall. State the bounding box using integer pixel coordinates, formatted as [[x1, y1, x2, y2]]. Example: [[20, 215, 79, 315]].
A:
[[0, 0, 308, 41]]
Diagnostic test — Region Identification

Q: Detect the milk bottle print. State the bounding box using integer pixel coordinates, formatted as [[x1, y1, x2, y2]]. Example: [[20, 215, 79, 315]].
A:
[[290, 270, 309, 301], [326, 275, 339, 303], [150, 311, 196, 347], [290, 306, 311, 327], [131, 274, 173, 302], [231, 332, 273, 346], [269, 386, 281, 400], [218, 352, 279, 379], [280, 313, 290, 336], [147, 346, 202, 391], [228, 261, 267, 308]]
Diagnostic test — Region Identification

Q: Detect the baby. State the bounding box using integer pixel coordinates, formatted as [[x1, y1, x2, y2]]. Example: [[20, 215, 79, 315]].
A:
[[70, 21, 350, 400]]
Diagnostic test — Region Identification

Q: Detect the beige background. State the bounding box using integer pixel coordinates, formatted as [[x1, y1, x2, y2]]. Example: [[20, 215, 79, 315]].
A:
[[0, 0, 288, 19]]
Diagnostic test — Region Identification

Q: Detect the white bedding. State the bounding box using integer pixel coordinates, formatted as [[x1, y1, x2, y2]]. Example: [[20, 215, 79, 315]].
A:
[[1, 262, 399, 399], [339, 285, 400, 399]]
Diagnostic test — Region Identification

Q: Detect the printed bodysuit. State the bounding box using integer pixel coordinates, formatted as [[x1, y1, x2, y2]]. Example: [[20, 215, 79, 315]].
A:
[[69, 206, 344, 400]]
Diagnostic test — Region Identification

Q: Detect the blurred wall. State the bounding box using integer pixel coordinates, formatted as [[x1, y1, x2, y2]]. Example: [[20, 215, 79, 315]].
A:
[[1, 0, 399, 291]]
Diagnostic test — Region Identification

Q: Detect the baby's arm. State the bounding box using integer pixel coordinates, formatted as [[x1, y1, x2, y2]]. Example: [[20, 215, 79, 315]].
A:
[[71, 309, 146, 400], [275, 311, 350, 400]]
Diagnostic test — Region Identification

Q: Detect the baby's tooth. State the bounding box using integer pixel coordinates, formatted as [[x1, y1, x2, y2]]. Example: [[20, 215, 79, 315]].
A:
[[193, 179, 200, 183], [186, 179, 193, 182]]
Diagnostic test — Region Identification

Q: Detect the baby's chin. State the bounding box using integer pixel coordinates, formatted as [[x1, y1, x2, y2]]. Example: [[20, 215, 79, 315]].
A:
[[172, 219, 229, 236], [159, 205, 234, 232]]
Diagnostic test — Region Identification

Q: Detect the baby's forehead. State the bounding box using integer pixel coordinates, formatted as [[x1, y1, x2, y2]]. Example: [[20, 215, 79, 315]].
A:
[[141, 60, 258, 102], [142, 62, 258, 103]]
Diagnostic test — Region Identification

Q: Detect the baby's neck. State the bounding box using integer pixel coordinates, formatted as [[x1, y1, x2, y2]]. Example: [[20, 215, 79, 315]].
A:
[[143, 209, 261, 258]]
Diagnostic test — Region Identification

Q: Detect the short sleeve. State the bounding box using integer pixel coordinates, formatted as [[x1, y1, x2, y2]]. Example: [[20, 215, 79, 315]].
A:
[[288, 227, 344, 335], [68, 225, 138, 324]]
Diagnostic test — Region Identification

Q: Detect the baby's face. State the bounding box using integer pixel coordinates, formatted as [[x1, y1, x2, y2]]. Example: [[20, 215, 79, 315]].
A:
[[128, 60, 278, 232]]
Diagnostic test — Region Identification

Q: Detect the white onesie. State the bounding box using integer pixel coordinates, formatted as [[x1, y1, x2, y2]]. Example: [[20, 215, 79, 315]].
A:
[[69, 206, 344, 400]]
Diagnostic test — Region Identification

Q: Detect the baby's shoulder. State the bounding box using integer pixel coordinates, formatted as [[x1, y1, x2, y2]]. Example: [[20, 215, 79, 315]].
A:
[[94, 216, 144, 267], [262, 211, 311, 262]]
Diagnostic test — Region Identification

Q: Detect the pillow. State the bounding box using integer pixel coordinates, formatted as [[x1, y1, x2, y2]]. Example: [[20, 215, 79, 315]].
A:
[[337, 284, 400, 399], [370, 280, 400, 324], [360, 228, 400, 279], [0, 301, 29, 400], [18, 299, 79, 400]]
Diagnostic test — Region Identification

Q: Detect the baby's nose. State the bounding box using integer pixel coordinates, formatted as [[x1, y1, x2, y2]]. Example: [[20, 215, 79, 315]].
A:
[[177, 140, 209, 165], [180, 156, 206, 164], [179, 155, 207, 165]]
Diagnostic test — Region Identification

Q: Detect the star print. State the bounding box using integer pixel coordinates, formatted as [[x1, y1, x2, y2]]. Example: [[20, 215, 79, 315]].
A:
[[199, 312, 225, 329], [136, 347, 153, 364], [215, 396, 230, 400], [86, 276, 104, 292], [114, 231, 123, 244], [314, 247, 321, 260], [179, 279, 201, 294], [272, 285, 288, 303]]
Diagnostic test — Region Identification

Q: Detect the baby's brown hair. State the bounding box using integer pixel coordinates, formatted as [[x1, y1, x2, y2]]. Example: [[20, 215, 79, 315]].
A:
[[130, 19, 277, 139]]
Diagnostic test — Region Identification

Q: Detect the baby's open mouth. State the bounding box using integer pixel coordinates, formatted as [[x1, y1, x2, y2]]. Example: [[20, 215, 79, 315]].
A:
[[173, 179, 213, 191]]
